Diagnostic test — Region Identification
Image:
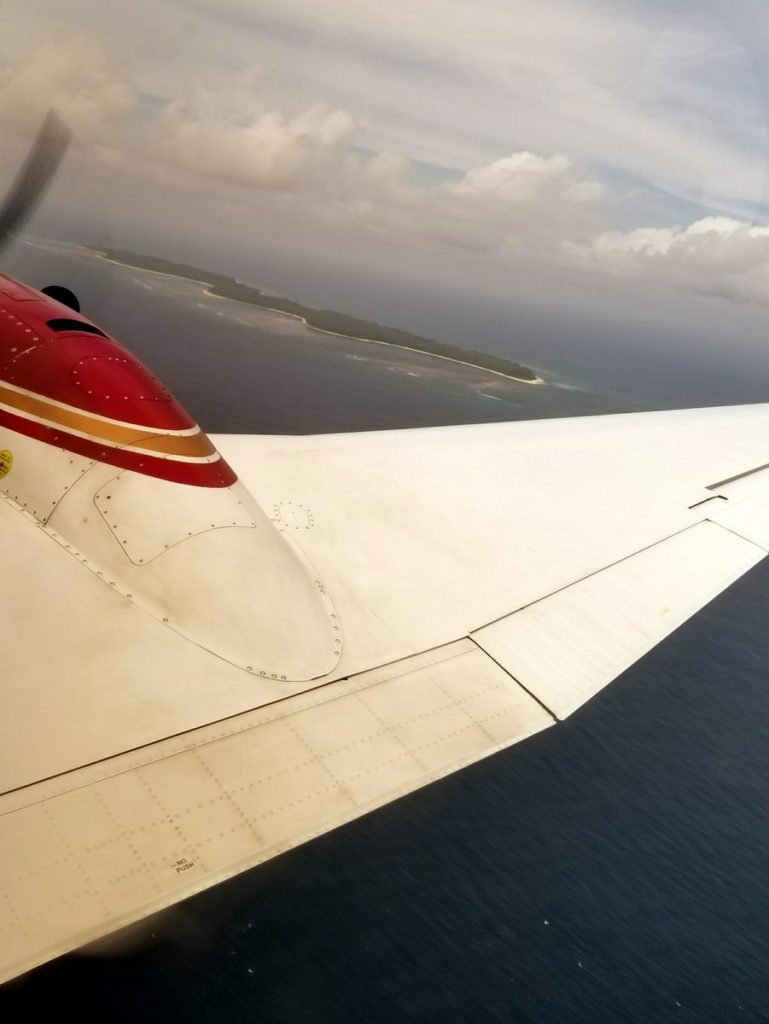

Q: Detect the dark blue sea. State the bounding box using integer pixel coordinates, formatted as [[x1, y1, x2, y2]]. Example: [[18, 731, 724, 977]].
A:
[[3, 241, 769, 1023]]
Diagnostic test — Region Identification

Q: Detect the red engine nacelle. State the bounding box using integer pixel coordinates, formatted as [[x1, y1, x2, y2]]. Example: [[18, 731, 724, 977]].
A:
[[0, 274, 235, 487]]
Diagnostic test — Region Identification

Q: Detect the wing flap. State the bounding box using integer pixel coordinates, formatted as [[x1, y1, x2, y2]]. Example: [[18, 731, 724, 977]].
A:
[[472, 521, 765, 718], [0, 639, 552, 983]]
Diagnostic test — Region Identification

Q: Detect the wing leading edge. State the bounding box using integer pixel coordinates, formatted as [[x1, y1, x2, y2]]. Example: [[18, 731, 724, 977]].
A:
[[3, 405, 769, 980]]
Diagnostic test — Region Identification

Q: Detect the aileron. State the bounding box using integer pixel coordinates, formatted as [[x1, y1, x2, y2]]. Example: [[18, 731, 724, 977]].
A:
[[472, 521, 764, 718]]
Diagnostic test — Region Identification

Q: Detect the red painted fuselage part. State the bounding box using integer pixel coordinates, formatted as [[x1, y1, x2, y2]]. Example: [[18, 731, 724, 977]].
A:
[[0, 274, 236, 487]]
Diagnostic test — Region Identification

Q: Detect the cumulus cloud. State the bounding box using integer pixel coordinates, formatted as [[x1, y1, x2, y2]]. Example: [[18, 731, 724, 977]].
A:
[[154, 72, 356, 189], [0, 42, 135, 135], [139, 67, 607, 261], [564, 216, 769, 305], [428, 153, 606, 254]]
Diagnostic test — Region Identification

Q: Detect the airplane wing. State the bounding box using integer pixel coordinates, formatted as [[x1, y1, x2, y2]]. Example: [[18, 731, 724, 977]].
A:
[[3, 404, 769, 982]]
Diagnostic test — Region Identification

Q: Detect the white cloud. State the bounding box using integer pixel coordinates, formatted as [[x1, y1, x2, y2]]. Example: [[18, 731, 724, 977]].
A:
[[135, 64, 606, 259], [415, 153, 606, 255], [451, 153, 573, 198], [155, 72, 356, 189], [5, 1, 769, 318], [0, 42, 135, 136], [564, 216, 769, 305]]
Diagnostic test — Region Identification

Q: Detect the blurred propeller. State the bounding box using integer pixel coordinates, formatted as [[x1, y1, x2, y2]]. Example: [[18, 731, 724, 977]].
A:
[[0, 110, 70, 256]]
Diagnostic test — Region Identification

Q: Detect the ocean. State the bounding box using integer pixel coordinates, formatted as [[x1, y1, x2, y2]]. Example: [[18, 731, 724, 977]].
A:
[[3, 241, 769, 1023]]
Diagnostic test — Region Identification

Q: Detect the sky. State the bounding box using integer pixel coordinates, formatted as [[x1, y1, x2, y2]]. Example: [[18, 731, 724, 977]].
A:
[[3, 0, 769, 375]]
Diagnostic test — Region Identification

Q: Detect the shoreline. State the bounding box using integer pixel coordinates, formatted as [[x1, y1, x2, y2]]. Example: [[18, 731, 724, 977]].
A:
[[230, 298, 545, 386], [94, 251, 544, 386]]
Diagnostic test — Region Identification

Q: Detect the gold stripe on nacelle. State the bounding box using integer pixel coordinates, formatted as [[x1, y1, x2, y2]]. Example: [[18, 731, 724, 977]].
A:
[[0, 384, 215, 458]]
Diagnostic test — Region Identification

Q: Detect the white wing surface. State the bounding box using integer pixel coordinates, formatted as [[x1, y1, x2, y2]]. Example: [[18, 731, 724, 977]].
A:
[[3, 404, 769, 981]]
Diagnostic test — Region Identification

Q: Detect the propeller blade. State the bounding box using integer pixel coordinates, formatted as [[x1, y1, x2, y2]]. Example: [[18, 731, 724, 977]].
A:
[[0, 110, 71, 254]]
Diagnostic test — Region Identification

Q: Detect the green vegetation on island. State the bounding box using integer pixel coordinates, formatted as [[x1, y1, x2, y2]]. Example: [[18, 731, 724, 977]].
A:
[[97, 249, 540, 383]]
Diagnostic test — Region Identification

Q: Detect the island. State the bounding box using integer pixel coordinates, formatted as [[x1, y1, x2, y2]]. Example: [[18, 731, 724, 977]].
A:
[[94, 248, 541, 384]]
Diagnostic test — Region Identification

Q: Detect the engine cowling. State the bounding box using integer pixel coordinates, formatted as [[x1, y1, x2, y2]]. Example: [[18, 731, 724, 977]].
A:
[[0, 279, 342, 680]]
